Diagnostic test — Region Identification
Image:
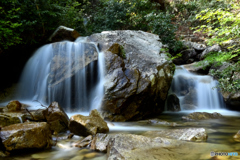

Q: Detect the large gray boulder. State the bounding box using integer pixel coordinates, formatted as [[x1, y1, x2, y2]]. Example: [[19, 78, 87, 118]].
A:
[[200, 44, 221, 60], [88, 30, 175, 121]]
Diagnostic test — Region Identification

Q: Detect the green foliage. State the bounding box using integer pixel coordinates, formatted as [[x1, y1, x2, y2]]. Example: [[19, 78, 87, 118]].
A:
[[0, 0, 182, 53], [83, 0, 181, 52], [209, 62, 240, 92], [119, 45, 126, 59], [0, 0, 85, 50], [0, 1, 22, 49], [146, 11, 183, 52]]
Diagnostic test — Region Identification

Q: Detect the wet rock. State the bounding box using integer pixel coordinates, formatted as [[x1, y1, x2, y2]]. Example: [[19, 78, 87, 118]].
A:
[[233, 130, 240, 142], [48, 26, 80, 42], [73, 135, 93, 148], [91, 133, 113, 152], [182, 112, 223, 121], [3, 100, 22, 112], [166, 94, 181, 111], [137, 118, 178, 126], [173, 49, 197, 65], [0, 151, 7, 157], [184, 62, 211, 75], [0, 113, 24, 127], [26, 109, 46, 121], [69, 109, 109, 136], [89, 30, 175, 121], [43, 102, 69, 133], [68, 133, 74, 139], [143, 128, 208, 142], [200, 45, 221, 60], [0, 122, 53, 151], [84, 152, 97, 158], [94, 133, 182, 160]]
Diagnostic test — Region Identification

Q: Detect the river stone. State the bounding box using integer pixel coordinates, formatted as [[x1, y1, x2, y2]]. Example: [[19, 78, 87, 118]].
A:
[[73, 135, 93, 148], [69, 109, 109, 136], [166, 94, 181, 111], [182, 41, 207, 51], [143, 128, 208, 142], [88, 30, 175, 121], [43, 101, 69, 133], [0, 122, 53, 151], [3, 100, 22, 112], [0, 112, 24, 127], [91, 133, 199, 160], [182, 112, 223, 121], [137, 118, 178, 126], [233, 130, 240, 142], [184, 62, 211, 75], [200, 44, 221, 60], [48, 26, 80, 42]]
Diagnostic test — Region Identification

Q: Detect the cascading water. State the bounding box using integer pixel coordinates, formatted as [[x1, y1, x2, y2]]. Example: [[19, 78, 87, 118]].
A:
[[17, 38, 105, 112], [169, 66, 225, 110]]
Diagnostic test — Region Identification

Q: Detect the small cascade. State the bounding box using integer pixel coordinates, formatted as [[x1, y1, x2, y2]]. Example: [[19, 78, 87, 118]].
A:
[[169, 66, 225, 110], [17, 39, 105, 112]]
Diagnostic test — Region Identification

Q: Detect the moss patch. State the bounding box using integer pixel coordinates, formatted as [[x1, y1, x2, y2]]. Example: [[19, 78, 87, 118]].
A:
[[108, 43, 126, 59]]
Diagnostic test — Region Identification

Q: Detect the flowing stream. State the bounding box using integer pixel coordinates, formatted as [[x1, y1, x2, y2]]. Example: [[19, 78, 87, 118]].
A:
[[169, 66, 226, 110]]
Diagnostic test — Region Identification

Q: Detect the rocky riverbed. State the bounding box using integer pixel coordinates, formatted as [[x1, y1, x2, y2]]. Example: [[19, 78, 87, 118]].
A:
[[1, 101, 240, 160]]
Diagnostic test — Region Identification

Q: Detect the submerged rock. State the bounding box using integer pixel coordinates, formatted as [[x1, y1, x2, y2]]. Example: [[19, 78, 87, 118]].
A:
[[69, 109, 109, 136], [137, 118, 178, 126], [43, 101, 69, 133], [0, 122, 53, 151], [143, 128, 208, 142], [182, 112, 223, 121], [88, 30, 175, 121], [233, 130, 240, 142]]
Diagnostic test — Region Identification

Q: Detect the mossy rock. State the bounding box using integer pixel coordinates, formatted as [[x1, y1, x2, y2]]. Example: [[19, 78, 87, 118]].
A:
[[107, 43, 126, 59]]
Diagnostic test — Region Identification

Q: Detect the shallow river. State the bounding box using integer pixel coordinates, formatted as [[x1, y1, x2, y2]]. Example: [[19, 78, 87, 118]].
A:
[[2, 109, 240, 160]]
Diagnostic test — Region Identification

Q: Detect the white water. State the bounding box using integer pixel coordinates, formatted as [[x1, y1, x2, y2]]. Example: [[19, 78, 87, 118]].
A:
[[15, 39, 105, 111], [169, 66, 225, 110]]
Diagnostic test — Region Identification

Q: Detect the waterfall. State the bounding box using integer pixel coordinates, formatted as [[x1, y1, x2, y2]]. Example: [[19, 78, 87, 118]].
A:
[[17, 39, 105, 112], [169, 66, 225, 110]]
